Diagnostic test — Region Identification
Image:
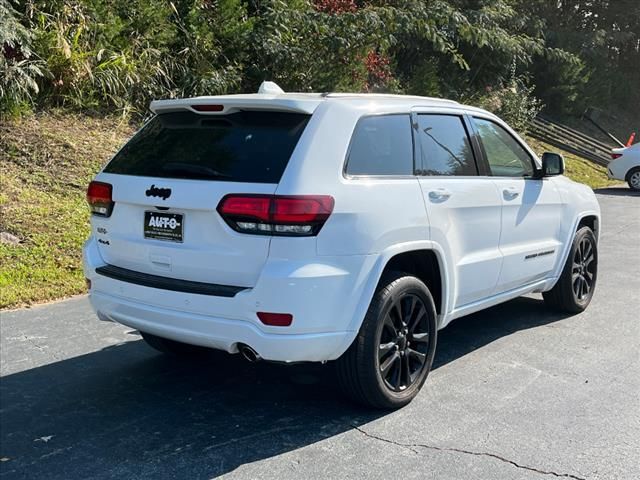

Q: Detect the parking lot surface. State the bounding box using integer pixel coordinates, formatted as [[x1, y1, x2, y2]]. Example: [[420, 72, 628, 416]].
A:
[[1, 188, 639, 480]]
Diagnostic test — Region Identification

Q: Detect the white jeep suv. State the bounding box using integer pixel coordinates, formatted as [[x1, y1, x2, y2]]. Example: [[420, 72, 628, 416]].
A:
[[84, 90, 600, 408]]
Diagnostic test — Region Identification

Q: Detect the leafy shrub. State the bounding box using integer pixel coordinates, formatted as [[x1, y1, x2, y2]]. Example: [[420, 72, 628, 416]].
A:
[[471, 63, 544, 133], [1, 0, 635, 122], [0, 0, 45, 116]]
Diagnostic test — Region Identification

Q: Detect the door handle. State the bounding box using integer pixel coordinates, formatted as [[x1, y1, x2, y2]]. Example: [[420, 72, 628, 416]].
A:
[[503, 187, 520, 200], [429, 188, 452, 201]]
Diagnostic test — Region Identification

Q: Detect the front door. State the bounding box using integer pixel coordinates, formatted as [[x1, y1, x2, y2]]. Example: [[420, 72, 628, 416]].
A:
[[471, 116, 563, 293], [413, 111, 503, 310]]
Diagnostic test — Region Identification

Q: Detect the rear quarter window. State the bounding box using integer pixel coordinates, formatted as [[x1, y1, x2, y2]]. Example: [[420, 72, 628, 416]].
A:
[[104, 111, 310, 183], [345, 114, 413, 176]]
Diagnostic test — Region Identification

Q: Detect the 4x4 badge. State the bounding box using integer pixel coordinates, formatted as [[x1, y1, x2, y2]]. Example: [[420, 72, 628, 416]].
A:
[[145, 185, 171, 200]]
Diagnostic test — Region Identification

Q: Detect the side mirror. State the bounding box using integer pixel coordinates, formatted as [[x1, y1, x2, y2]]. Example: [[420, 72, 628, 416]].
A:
[[540, 152, 564, 177]]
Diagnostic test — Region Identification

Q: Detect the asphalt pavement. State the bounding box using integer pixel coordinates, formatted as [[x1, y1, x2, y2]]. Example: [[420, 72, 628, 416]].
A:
[[1, 187, 639, 480]]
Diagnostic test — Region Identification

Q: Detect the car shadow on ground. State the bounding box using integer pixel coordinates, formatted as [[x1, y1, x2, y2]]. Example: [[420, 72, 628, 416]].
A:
[[1, 296, 571, 479], [594, 186, 640, 197]]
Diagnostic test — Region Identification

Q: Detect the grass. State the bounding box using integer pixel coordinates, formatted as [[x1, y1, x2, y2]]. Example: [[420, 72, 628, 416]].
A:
[[524, 136, 618, 189], [0, 114, 617, 309], [0, 113, 134, 309]]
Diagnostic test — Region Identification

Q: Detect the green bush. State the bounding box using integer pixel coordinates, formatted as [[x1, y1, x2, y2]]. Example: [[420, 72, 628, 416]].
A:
[[471, 64, 544, 133], [0, 0, 636, 120], [0, 0, 45, 116]]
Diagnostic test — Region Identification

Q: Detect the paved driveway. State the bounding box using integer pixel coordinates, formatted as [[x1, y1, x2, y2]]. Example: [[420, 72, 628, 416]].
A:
[[1, 188, 639, 480]]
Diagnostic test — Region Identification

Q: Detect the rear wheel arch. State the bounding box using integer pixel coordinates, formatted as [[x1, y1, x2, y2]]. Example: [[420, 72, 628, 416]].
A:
[[376, 249, 446, 317]]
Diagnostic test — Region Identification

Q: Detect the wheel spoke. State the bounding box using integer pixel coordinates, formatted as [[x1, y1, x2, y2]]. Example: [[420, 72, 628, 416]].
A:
[[405, 296, 417, 324], [383, 314, 398, 336], [584, 252, 594, 267], [392, 302, 403, 327], [581, 239, 589, 259], [402, 353, 411, 388], [411, 332, 429, 343], [379, 341, 396, 362], [577, 277, 584, 299], [408, 305, 426, 333], [390, 356, 402, 389], [380, 351, 400, 377], [583, 241, 592, 263], [584, 269, 593, 283], [407, 348, 426, 363], [576, 242, 583, 263]]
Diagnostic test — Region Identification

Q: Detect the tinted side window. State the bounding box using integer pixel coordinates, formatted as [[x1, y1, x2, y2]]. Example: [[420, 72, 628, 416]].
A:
[[416, 114, 477, 176], [104, 111, 310, 183], [474, 118, 534, 177], [346, 115, 413, 176]]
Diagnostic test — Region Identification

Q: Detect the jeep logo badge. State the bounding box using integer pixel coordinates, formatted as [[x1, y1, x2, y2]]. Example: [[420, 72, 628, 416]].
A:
[[145, 185, 171, 200]]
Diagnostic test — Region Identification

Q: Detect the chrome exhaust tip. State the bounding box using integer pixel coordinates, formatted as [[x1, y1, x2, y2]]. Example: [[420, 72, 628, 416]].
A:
[[239, 344, 261, 362]]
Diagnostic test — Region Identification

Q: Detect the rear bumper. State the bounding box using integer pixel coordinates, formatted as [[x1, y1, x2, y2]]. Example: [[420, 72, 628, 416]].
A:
[[84, 237, 376, 362], [90, 291, 351, 362]]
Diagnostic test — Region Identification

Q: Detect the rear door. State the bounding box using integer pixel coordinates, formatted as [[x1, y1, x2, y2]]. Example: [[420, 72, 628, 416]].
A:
[[471, 116, 563, 292], [93, 110, 311, 287], [413, 110, 503, 309]]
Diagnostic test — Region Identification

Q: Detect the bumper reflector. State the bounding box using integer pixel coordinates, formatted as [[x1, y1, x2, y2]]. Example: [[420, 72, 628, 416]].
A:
[[257, 312, 293, 327]]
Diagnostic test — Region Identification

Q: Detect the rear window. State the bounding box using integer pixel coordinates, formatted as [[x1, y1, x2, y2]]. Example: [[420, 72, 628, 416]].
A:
[[104, 111, 310, 183], [416, 114, 477, 176]]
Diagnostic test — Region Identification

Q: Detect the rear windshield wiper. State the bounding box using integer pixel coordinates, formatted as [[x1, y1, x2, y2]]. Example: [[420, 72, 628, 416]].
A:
[[161, 162, 232, 180]]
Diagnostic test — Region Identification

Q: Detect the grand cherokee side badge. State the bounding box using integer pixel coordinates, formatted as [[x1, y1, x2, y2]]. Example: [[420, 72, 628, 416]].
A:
[[146, 185, 171, 200]]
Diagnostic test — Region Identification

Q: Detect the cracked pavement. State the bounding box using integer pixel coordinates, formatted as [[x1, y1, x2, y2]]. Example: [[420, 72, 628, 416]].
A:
[[1, 188, 639, 480]]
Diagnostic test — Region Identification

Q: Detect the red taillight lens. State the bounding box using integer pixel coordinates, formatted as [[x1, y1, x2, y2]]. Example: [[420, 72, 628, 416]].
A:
[[271, 196, 334, 223], [87, 181, 114, 217], [257, 312, 293, 327], [217, 194, 334, 236], [191, 104, 224, 112], [611, 153, 623, 159], [218, 195, 271, 222]]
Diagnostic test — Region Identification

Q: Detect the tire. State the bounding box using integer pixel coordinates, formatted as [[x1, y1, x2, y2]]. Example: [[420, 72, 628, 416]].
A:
[[543, 226, 598, 313], [626, 167, 640, 191], [140, 331, 206, 356], [336, 272, 438, 409]]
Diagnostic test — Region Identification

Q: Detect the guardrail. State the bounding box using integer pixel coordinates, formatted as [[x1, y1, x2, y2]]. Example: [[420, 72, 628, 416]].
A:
[[528, 117, 612, 166]]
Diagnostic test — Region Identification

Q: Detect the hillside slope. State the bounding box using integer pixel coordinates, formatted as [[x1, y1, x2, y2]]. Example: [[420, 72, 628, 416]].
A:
[[0, 114, 134, 308], [0, 114, 617, 309]]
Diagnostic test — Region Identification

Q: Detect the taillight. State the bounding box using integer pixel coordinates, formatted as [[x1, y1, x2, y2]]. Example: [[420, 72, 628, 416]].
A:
[[87, 181, 114, 217], [217, 194, 334, 236], [611, 153, 623, 159], [191, 104, 224, 112]]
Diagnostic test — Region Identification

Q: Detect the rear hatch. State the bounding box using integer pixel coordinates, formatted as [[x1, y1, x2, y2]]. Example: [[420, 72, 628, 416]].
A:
[[92, 108, 311, 288]]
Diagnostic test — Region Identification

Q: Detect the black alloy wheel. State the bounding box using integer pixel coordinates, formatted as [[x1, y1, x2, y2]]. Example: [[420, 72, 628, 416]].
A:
[[572, 236, 596, 301], [336, 272, 438, 409], [378, 294, 430, 392], [543, 226, 598, 313]]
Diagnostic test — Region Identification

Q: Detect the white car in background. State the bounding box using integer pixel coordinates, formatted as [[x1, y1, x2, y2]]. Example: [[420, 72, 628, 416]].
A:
[[609, 143, 640, 191]]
